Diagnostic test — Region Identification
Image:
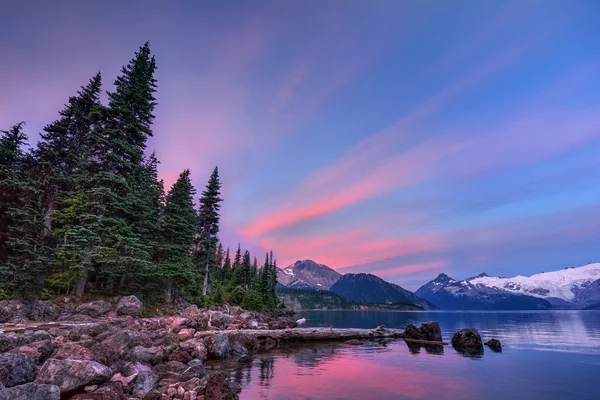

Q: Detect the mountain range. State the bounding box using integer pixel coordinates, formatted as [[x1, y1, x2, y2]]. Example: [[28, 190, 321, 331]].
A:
[[416, 263, 600, 310], [276, 260, 435, 310], [277, 259, 600, 311]]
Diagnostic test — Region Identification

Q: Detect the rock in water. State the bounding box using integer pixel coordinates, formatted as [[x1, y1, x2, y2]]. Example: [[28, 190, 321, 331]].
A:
[[205, 333, 230, 359], [204, 372, 238, 400], [0, 354, 37, 388], [485, 338, 502, 352], [451, 328, 484, 355], [403, 321, 442, 342], [35, 359, 112, 392], [0, 383, 60, 400], [116, 295, 143, 317]]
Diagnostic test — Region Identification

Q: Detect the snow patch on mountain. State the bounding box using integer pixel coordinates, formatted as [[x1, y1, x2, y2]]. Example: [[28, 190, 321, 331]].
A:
[[470, 263, 600, 302]]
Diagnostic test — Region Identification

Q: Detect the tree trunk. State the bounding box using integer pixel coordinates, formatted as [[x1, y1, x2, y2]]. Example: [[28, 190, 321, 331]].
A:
[[202, 258, 209, 296], [73, 245, 92, 297], [164, 278, 173, 303]]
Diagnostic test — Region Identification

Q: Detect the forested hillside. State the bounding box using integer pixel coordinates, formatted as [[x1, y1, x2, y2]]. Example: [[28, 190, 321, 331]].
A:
[[0, 43, 279, 310]]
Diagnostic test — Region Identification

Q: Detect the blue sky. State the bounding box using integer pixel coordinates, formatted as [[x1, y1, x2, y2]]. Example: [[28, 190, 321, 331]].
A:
[[1, 0, 599, 289]]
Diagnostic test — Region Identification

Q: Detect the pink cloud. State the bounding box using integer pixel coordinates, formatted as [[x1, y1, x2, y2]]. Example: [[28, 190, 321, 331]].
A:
[[371, 261, 448, 278]]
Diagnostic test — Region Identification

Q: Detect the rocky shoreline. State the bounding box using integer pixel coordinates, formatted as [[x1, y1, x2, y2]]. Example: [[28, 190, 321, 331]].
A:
[[0, 297, 501, 399], [0, 296, 299, 400]]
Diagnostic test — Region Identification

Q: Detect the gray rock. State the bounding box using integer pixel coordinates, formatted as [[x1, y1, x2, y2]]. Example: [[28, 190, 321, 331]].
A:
[[204, 333, 230, 359], [116, 296, 143, 317], [0, 383, 60, 400], [0, 354, 37, 388], [27, 301, 61, 322], [9, 340, 55, 364], [35, 359, 112, 392], [131, 346, 167, 365], [132, 370, 159, 397], [204, 371, 238, 400], [180, 339, 208, 361], [210, 312, 233, 330], [75, 300, 112, 318], [451, 328, 484, 355], [485, 338, 502, 352], [70, 381, 123, 400]]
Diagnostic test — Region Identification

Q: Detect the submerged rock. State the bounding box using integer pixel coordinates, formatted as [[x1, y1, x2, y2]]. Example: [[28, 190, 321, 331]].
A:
[[403, 321, 442, 342], [451, 328, 484, 355], [0, 382, 60, 400], [485, 338, 502, 352], [204, 372, 238, 400]]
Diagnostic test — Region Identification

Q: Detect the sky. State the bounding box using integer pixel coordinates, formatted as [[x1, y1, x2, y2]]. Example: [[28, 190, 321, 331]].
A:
[[1, 0, 599, 290]]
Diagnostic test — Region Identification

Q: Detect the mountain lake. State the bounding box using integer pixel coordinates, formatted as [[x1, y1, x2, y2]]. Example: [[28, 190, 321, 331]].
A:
[[211, 310, 600, 399]]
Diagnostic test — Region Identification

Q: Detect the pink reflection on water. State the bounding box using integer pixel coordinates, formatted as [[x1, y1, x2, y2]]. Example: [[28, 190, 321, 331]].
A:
[[237, 343, 481, 400]]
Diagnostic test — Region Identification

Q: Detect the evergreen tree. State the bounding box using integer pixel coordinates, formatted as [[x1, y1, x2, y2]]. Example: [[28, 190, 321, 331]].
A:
[[222, 247, 231, 282], [155, 170, 196, 303], [242, 250, 251, 290], [0, 123, 48, 298], [231, 244, 243, 287], [195, 167, 222, 295]]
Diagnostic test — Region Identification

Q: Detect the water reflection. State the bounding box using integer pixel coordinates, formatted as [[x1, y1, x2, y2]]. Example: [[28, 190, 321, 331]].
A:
[[211, 311, 600, 399]]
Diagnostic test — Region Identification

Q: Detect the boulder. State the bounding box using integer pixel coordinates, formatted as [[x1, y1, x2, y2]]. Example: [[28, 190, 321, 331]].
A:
[[181, 306, 209, 330], [180, 339, 208, 361], [204, 334, 230, 359], [35, 359, 112, 392], [210, 312, 233, 330], [142, 390, 162, 400], [9, 340, 55, 364], [169, 350, 192, 364], [0, 333, 23, 353], [227, 332, 258, 352], [75, 301, 112, 318], [485, 338, 502, 352], [116, 295, 143, 317], [132, 370, 159, 397], [0, 354, 37, 388], [204, 372, 238, 400], [91, 330, 152, 366], [0, 300, 28, 323], [51, 343, 94, 361], [451, 328, 484, 355], [131, 346, 167, 365], [177, 328, 196, 341], [70, 381, 123, 400], [403, 321, 442, 342], [0, 383, 60, 400], [27, 301, 61, 322]]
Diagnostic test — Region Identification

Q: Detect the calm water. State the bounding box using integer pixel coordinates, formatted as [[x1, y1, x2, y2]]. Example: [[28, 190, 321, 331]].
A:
[[212, 310, 600, 400]]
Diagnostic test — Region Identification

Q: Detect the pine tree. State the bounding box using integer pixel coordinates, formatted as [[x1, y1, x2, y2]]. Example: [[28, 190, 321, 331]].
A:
[[231, 244, 243, 288], [195, 167, 222, 295], [0, 122, 28, 266], [242, 250, 251, 290], [66, 42, 158, 295], [222, 247, 231, 282], [0, 123, 48, 298], [155, 170, 196, 303]]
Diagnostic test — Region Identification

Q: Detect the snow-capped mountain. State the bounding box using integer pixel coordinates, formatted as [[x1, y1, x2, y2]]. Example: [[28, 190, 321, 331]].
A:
[[276, 260, 342, 290], [469, 263, 600, 308], [415, 273, 552, 310], [416, 263, 600, 310]]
